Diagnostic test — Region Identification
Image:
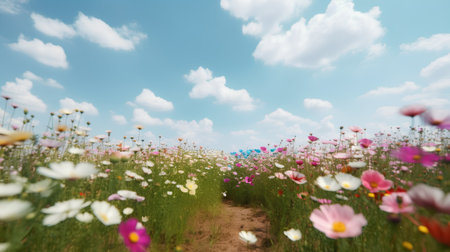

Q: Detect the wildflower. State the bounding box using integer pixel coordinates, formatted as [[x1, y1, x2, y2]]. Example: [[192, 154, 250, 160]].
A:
[[392, 146, 439, 168], [274, 162, 284, 168], [284, 171, 307, 184], [26, 179, 53, 197], [407, 184, 450, 214], [186, 180, 198, 195], [91, 201, 122, 225], [308, 135, 319, 142], [39, 139, 62, 148], [311, 196, 332, 204], [400, 105, 426, 117], [0, 199, 33, 221], [358, 138, 373, 149], [68, 147, 85, 155], [37, 161, 98, 180], [309, 204, 367, 239], [421, 109, 450, 129], [123, 207, 134, 215], [335, 173, 361, 190], [361, 170, 393, 192], [284, 228, 302, 241], [379, 192, 414, 214], [76, 212, 94, 223], [348, 161, 366, 168], [315, 175, 341, 191], [41, 199, 91, 226], [239, 231, 257, 244], [274, 172, 287, 180], [0, 242, 10, 252], [402, 241, 413, 250], [418, 225, 429, 234], [0, 183, 22, 197], [420, 217, 450, 246], [117, 190, 145, 202], [349, 126, 363, 133], [119, 218, 151, 252]]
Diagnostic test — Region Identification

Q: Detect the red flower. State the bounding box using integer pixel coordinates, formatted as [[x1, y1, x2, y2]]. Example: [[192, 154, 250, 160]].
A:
[[420, 217, 450, 247]]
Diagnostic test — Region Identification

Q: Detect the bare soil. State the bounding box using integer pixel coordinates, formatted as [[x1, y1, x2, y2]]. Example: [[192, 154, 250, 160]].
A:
[[182, 201, 272, 251]]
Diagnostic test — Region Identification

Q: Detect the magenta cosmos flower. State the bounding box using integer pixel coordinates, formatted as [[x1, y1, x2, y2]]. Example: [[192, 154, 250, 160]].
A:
[[400, 104, 426, 117], [379, 192, 415, 214], [392, 146, 439, 167], [308, 135, 319, 142], [118, 218, 151, 252], [284, 171, 307, 184], [349, 126, 363, 133], [309, 204, 367, 239], [421, 109, 450, 130], [361, 170, 393, 192], [358, 138, 373, 149]]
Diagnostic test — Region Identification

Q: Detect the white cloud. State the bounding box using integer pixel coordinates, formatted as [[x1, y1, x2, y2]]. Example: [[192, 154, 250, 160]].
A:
[[367, 43, 386, 59], [59, 98, 98, 115], [112, 114, 127, 125], [252, 0, 384, 69], [420, 53, 450, 79], [22, 71, 63, 89], [185, 67, 256, 111], [9, 35, 68, 68], [360, 81, 419, 97], [0, 0, 27, 14], [375, 106, 400, 119], [164, 118, 215, 143], [402, 93, 449, 108], [31, 13, 76, 39], [1, 78, 47, 112], [261, 108, 316, 128], [230, 129, 258, 136], [74, 12, 146, 51], [220, 0, 311, 37], [132, 108, 163, 126], [135, 89, 174, 111], [400, 34, 450, 51], [303, 98, 333, 111], [423, 79, 450, 92]]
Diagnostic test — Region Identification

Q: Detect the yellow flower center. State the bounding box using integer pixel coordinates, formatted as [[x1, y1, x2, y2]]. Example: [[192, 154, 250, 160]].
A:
[[370, 182, 378, 188], [325, 185, 330, 189], [332, 221, 346, 233], [100, 214, 109, 222], [418, 225, 429, 234], [343, 183, 350, 188], [413, 154, 421, 161], [129, 232, 139, 243]]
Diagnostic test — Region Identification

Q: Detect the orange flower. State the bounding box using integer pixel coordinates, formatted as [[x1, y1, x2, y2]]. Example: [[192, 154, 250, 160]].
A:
[[420, 217, 450, 246]]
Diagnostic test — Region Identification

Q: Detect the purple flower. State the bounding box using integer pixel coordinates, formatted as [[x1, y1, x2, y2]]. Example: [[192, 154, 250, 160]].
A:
[[118, 218, 151, 252], [392, 147, 440, 167], [223, 178, 230, 183]]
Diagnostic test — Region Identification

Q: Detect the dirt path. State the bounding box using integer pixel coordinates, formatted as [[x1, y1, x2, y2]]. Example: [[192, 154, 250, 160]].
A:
[[183, 201, 272, 251]]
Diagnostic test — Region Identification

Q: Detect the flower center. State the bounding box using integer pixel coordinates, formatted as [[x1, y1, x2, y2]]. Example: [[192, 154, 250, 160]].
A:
[[412, 155, 421, 161], [100, 214, 109, 222], [370, 182, 378, 188], [129, 232, 139, 243], [325, 185, 330, 189], [343, 183, 350, 188], [332, 221, 346, 233]]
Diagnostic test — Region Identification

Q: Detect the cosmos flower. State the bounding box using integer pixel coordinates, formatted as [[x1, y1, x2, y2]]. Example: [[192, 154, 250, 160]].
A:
[[361, 170, 393, 193], [392, 147, 439, 167], [379, 192, 414, 214], [309, 204, 367, 239], [308, 135, 319, 142], [348, 161, 366, 169], [0, 183, 22, 197], [239, 231, 257, 244], [421, 109, 450, 130], [41, 199, 91, 226], [407, 184, 450, 214], [420, 217, 450, 247], [335, 173, 361, 191], [358, 138, 373, 149], [349, 126, 363, 133], [0, 199, 33, 221], [400, 104, 426, 117], [76, 212, 94, 223], [284, 228, 302, 241], [315, 175, 341, 191], [119, 218, 151, 252], [284, 171, 307, 184], [37, 161, 98, 180], [91, 201, 122, 225]]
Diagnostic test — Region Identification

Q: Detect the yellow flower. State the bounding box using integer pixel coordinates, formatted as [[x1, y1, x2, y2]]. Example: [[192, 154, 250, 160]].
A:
[[418, 225, 429, 234], [402, 241, 413, 250], [368, 193, 375, 198]]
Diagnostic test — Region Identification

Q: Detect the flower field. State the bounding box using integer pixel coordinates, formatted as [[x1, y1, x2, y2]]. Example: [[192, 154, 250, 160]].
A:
[[0, 106, 449, 252]]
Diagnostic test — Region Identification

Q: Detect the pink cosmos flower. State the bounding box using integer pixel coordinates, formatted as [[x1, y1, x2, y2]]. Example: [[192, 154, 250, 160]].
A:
[[391, 146, 439, 167], [400, 104, 426, 117], [421, 109, 450, 130], [284, 171, 307, 184], [274, 172, 287, 180], [296, 160, 304, 165], [379, 192, 415, 214], [309, 204, 367, 239], [308, 135, 319, 142], [361, 170, 393, 192], [349, 126, 363, 133], [358, 138, 373, 149], [118, 218, 151, 252], [408, 184, 450, 214]]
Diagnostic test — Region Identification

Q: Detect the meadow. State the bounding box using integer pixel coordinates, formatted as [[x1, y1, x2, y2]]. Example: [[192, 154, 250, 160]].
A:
[[0, 104, 449, 252]]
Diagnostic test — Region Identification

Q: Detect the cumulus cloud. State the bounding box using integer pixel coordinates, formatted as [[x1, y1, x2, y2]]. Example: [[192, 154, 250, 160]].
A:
[[230, 129, 258, 136], [303, 98, 333, 111], [420, 53, 450, 79], [423, 79, 450, 92], [251, 0, 384, 69], [164, 118, 215, 143], [1, 78, 47, 112], [9, 35, 68, 68], [132, 108, 163, 126], [112, 114, 127, 125], [22, 71, 63, 89], [134, 89, 174, 111], [375, 106, 400, 119], [59, 98, 98, 115], [360, 81, 419, 97], [0, 0, 27, 14], [400, 34, 450, 51], [220, 0, 311, 37], [31, 13, 76, 39], [74, 12, 146, 51], [185, 67, 256, 111]]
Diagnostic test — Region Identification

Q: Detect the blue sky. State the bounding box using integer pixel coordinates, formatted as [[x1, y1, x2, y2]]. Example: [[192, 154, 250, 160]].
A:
[[0, 0, 449, 151]]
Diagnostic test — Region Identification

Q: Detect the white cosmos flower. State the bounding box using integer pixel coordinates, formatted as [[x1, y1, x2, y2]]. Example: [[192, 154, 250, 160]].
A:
[[0, 183, 22, 197], [123, 207, 134, 215], [76, 212, 93, 223], [117, 190, 145, 202], [145, 161, 155, 167], [38, 162, 98, 180], [91, 201, 122, 225], [348, 161, 366, 168], [422, 146, 436, 152], [26, 179, 53, 197], [0, 199, 33, 221], [68, 147, 85, 155], [239, 231, 257, 244], [142, 167, 152, 174], [125, 170, 144, 180], [41, 199, 91, 226], [284, 228, 302, 241], [274, 162, 285, 168], [335, 173, 361, 190], [315, 175, 341, 191], [0, 242, 10, 252]]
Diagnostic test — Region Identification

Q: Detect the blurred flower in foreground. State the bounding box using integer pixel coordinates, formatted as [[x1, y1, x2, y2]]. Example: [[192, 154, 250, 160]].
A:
[[379, 192, 414, 214], [309, 204, 367, 239], [284, 171, 307, 184], [315, 175, 340, 192], [0, 199, 33, 221], [408, 184, 450, 214], [0, 183, 22, 197], [42, 199, 91, 226], [284, 228, 302, 241], [392, 147, 439, 168], [91, 201, 122, 225], [239, 231, 257, 244], [421, 109, 450, 130], [420, 217, 450, 247], [38, 161, 98, 180], [361, 170, 393, 193], [119, 218, 151, 252], [400, 104, 426, 117]]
